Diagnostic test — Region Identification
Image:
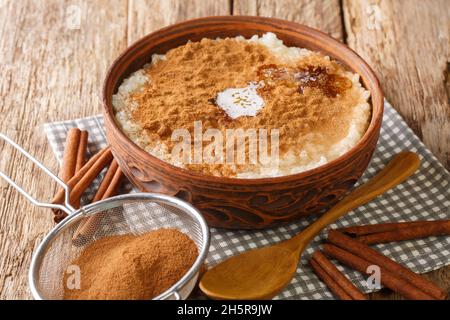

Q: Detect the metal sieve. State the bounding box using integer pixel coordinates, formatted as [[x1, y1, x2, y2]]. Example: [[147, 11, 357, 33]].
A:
[[0, 133, 210, 300]]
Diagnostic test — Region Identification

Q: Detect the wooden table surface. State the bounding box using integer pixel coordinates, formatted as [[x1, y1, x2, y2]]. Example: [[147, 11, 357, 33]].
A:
[[0, 0, 448, 300]]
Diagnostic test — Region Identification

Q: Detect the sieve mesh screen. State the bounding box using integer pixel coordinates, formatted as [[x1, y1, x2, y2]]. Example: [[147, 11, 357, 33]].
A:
[[34, 197, 206, 300]]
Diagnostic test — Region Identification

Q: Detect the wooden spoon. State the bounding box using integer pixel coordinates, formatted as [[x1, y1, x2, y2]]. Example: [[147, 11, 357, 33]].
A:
[[199, 151, 420, 300]]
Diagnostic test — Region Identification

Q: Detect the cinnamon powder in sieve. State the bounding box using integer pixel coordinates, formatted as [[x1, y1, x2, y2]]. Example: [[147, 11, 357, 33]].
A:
[[63, 228, 198, 300]]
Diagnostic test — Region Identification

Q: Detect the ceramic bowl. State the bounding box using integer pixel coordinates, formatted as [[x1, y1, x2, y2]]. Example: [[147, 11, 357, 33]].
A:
[[102, 16, 383, 229]]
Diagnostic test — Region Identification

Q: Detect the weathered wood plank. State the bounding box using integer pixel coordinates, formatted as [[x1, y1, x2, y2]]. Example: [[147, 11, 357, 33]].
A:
[[127, 0, 231, 43], [0, 0, 231, 300], [237, 0, 450, 300], [0, 0, 129, 299], [343, 0, 450, 169], [0, 0, 448, 300], [234, 0, 344, 41]]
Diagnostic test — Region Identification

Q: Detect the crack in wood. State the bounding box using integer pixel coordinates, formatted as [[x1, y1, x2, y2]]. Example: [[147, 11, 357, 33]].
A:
[[444, 61, 450, 104], [338, 0, 348, 44]]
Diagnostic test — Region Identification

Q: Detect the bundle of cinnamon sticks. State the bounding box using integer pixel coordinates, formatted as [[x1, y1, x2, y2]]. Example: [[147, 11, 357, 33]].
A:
[[310, 220, 450, 300], [52, 128, 125, 231]]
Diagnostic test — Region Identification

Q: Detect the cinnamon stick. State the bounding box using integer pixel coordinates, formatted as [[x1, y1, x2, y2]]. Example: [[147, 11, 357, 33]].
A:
[[311, 251, 366, 300], [72, 160, 124, 244], [338, 221, 450, 245], [323, 244, 433, 300], [59, 128, 81, 183], [338, 220, 441, 237], [310, 259, 352, 300], [328, 230, 447, 300], [92, 160, 119, 202], [71, 130, 89, 209], [75, 130, 89, 172], [52, 147, 112, 210]]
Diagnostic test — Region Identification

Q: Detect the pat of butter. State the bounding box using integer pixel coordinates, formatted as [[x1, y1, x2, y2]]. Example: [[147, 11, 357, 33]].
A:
[[216, 82, 264, 119]]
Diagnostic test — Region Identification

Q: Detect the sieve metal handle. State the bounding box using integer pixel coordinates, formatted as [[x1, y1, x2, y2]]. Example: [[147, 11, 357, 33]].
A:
[[0, 133, 75, 215]]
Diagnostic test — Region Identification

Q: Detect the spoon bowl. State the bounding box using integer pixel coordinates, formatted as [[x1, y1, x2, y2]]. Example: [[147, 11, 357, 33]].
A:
[[199, 152, 421, 299], [201, 246, 298, 300]]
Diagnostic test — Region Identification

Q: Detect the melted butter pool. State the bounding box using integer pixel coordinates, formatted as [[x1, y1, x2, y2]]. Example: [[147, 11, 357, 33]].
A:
[[215, 82, 265, 119]]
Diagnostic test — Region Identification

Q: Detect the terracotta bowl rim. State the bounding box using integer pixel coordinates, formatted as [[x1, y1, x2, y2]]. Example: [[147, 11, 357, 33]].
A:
[[102, 15, 384, 185]]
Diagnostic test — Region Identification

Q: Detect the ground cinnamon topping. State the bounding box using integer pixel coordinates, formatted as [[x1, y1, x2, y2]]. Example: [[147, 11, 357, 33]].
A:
[[63, 228, 198, 300], [128, 38, 361, 176]]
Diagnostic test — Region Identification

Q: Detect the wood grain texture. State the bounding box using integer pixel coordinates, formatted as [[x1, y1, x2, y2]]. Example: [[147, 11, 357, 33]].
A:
[[127, 0, 230, 43], [234, 0, 344, 41], [0, 0, 230, 300], [0, 0, 448, 299], [342, 0, 450, 169], [0, 0, 128, 300], [343, 0, 450, 299], [237, 0, 450, 298]]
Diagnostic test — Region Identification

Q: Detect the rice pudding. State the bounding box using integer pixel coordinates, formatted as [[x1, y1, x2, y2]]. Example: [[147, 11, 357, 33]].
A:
[[112, 33, 371, 178]]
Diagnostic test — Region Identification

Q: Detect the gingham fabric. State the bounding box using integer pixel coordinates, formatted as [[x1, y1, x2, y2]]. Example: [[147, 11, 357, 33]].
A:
[[44, 101, 450, 300]]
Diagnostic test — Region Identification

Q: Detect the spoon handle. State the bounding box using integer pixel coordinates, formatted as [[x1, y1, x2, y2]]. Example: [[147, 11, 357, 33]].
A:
[[285, 152, 420, 252]]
